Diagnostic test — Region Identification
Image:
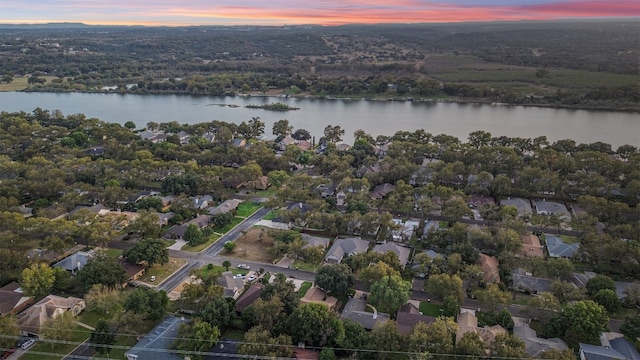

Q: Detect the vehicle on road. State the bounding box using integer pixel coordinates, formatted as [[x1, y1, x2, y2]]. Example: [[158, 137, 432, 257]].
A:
[[237, 264, 250, 270]]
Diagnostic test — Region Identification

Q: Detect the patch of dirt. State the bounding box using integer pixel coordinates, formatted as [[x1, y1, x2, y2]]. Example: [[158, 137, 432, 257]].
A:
[[227, 227, 276, 263]]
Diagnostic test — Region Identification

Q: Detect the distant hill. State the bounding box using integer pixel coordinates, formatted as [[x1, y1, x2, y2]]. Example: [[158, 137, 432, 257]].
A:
[[0, 22, 90, 29]]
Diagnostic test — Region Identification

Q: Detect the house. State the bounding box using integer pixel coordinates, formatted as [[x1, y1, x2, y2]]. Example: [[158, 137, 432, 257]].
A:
[[139, 130, 156, 140], [53, 250, 94, 274], [176, 130, 190, 144], [187, 214, 211, 228], [615, 282, 640, 300], [286, 202, 314, 214], [478, 254, 500, 283], [121, 260, 146, 282], [511, 268, 553, 294], [545, 235, 579, 258], [325, 237, 370, 264], [208, 199, 242, 216], [373, 242, 411, 268], [301, 233, 331, 249], [157, 212, 175, 226], [606, 337, 640, 360], [163, 224, 187, 240], [193, 195, 213, 209], [18, 295, 86, 338], [336, 190, 346, 206], [159, 195, 177, 207], [335, 142, 351, 152], [500, 198, 532, 217], [235, 283, 263, 313], [391, 219, 420, 241], [533, 199, 572, 221], [370, 183, 395, 200], [0, 282, 33, 315], [218, 271, 245, 299], [579, 342, 630, 360], [300, 287, 338, 311], [456, 310, 506, 347], [232, 138, 246, 147], [293, 348, 321, 360], [125, 315, 188, 360], [341, 298, 389, 330], [396, 302, 436, 335], [513, 323, 568, 357], [357, 163, 383, 178], [520, 233, 545, 257]]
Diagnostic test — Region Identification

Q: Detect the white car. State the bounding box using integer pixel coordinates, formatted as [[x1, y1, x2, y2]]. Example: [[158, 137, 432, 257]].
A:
[[149, 276, 156, 282], [237, 264, 250, 270], [247, 275, 257, 281], [20, 338, 35, 350]]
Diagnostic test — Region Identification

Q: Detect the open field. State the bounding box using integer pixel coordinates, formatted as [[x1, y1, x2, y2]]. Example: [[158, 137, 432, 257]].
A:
[[0, 76, 61, 92], [235, 202, 262, 218], [142, 257, 187, 283], [225, 227, 276, 264]]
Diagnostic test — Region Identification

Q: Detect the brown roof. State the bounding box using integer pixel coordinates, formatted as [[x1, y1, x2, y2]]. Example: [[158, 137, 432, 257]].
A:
[[396, 303, 437, 335], [18, 295, 85, 335], [235, 283, 263, 312], [121, 261, 145, 280], [478, 254, 500, 283], [520, 234, 544, 257], [0, 284, 34, 315], [300, 287, 338, 310], [456, 311, 506, 346], [294, 348, 320, 360]]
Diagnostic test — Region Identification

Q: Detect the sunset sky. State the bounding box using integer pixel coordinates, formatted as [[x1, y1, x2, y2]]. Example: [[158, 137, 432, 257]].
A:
[[1, 0, 639, 26]]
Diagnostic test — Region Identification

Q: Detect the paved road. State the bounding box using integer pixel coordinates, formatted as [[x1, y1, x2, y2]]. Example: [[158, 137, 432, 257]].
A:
[[157, 207, 272, 292]]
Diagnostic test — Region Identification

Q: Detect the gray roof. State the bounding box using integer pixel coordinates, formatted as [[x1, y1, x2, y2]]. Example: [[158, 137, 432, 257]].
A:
[[218, 271, 245, 298], [545, 235, 579, 258], [125, 315, 188, 360], [615, 282, 640, 300], [533, 200, 571, 219], [511, 269, 553, 294], [610, 337, 640, 360], [53, 251, 93, 272], [500, 198, 532, 216], [163, 224, 186, 239], [341, 298, 389, 330], [580, 343, 627, 360], [208, 199, 242, 216], [301, 233, 331, 249], [325, 237, 370, 263], [514, 324, 568, 357], [373, 242, 411, 267]]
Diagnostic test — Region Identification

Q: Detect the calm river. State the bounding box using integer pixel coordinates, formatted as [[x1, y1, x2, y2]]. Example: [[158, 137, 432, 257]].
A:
[[0, 92, 638, 147]]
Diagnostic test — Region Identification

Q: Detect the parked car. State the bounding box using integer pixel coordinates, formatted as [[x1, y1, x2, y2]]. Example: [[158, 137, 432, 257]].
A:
[[237, 264, 250, 270], [247, 274, 257, 281], [20, 338, 35, 350], [1, 348, 15, 359], [150, 276, 156, 282]]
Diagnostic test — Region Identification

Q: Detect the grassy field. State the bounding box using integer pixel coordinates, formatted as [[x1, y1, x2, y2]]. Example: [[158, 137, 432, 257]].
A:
[[292, 258, 321, 272], [419, 301, 443, 317], [236, 202, 262, 217], [226, 227, 276, 264], [199, 264, 249, 276], [142, 257, 187, 283], [182, 234, 221, 252], [0, 76, 62, 92], [297, 281, 313, 297], [212, 217, 244, 234], [263, 210, 279, 220]]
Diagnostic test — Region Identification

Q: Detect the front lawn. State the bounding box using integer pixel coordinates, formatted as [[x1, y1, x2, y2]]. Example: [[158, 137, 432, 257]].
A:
[[212, 217, 244, 234], [292, 259, 321, 272], [182, 234, 221, 252], [200, 264, 249, 277], [21, 326, 91, 360], [142, 257, 187, 283], [236, 202, 263, 218], [297, 281, 313, 297], [263, 210, 279, 220], [419, 301, 443, 317]]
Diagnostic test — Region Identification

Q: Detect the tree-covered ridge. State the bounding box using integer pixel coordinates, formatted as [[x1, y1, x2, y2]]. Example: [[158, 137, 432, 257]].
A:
[[1, 21, 639, 111]]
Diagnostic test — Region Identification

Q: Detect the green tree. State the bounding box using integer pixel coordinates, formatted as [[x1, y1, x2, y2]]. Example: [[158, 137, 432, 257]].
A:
[[408, 317, 457, 355], [124, 121, 136, 129], [85, 284, 122, 315], [267, 170, 289, 188], [563, 300, 609, 345], [620, 315, 640, 340], [359, 261, 400, 285], [238, 326, 293, 358], [286, 303, 344, 347], [490, 333, 527, 358], [76, 252, 127, 291], [541, 349, 578, 360], [197, 295, 232, 328], [123, 238, 169, 266], [243, 295, 285, 330], [292, 128, 311, 141], [0, 315, 19, 350], [442, 296, 460, 318], [135, 197, 164, 211], [222, 260, 231, 271], [315, 263, 353, 297], [425, 273, 465, 303], [21, 262, 56, 298], [592, 288, 621, 312], [184, 224, 205, 246], [124, 287, 169, 320], [320, 348, 337, 360], [366, 320, 403, 360], [261, 273, 299, 314], [586, 274, 616, 297], [173, 319, 220, 359], [40, 312, 75, 349], [223, 241, 236, 253], [550, 280, 586, 304], [456, 331, 486, 358], [474, 284, 511, 312], [369, 275, 411, 314], [272, 119, 293, 140], [90, 318, 116, 355]]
